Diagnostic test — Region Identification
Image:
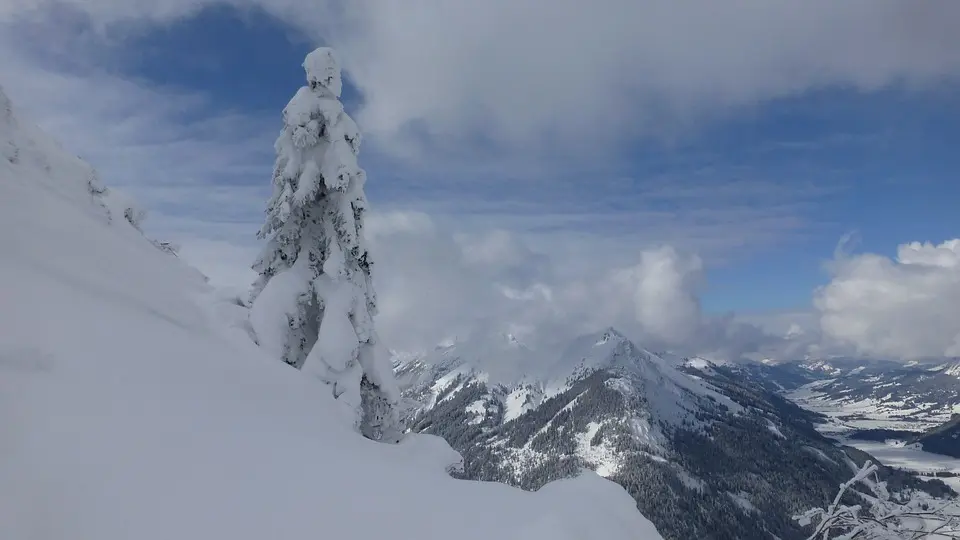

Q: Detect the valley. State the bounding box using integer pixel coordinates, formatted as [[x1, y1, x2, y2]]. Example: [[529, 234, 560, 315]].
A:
[[745, 357, 960, 447], [788, 379, 960, 436]]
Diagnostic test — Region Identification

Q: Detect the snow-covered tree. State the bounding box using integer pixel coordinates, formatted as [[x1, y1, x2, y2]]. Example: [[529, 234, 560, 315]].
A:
[[795, 460, 960, 539], [2, 87, 20, 164], [250, 47, 400, 441], [86, 169, 147, 232]]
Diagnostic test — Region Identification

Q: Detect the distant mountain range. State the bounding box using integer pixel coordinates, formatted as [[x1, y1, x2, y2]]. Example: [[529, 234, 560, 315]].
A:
[[394, 329, 954, 540]]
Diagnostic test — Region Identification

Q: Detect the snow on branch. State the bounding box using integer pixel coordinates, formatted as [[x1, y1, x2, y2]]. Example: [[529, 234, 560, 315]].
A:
[[795, 460, 960, 540]]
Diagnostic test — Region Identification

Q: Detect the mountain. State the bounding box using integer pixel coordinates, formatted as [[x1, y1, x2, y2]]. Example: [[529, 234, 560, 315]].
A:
[[745, 358, 960, 436], [0, 86, 663, 540], [911, 414, 960, 458], [397, 329, 952, 540]]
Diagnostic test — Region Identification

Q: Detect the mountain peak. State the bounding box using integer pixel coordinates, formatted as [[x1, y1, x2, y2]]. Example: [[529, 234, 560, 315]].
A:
[[538, 328, 658, 385], [594, 327, 628, 346]]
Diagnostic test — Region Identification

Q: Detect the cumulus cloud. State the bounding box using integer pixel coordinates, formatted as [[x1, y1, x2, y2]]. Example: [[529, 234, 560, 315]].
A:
[[364, 212, 502, 351], [630, 247, 704, 344], [366, 211, 772, 358], [815, 239, 960, 359], [899, 239, 960, 268]]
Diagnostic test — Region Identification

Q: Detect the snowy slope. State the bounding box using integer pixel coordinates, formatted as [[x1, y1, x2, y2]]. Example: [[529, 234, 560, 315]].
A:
[[0, 87, 662, 540]]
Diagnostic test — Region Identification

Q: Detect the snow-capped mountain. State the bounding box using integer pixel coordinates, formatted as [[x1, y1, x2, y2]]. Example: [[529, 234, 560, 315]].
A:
[[396, 329, 945, 540], [397, 327, 741, 434], [0, 85, 663, 540]]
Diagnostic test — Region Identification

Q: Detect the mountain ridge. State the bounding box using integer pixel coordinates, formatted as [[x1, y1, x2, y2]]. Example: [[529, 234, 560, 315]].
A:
[[399, 327, 954, 540]]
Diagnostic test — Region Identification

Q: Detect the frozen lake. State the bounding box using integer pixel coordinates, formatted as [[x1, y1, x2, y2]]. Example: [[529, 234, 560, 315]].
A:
[[846, 440, 960, 474]]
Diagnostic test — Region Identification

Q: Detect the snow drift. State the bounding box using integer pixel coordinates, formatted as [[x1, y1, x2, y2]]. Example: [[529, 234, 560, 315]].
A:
[[0, 86, 662, 539]]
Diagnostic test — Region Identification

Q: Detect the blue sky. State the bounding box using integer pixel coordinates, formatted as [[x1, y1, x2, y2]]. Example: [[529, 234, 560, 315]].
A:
[[2, 1, 959, 357]]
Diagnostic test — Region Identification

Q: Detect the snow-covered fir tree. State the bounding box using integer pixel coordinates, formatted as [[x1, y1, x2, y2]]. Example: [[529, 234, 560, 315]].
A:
[[250, 47, 400, 441], [2, 87, 19, 164], [85, 169, 146, 231]]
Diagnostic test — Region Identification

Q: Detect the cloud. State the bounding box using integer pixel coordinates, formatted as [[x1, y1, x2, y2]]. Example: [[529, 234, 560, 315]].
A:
[[899, 239, 960, 268], [4, 1, 926, 272], [458, 229, 554, 289], [0, 4, 931, 258], [336, 1, 960, 157], [620, 246, 704, 344], [364, 212, 501, 351], [5, 1, 960, 158], [367, 211, 774, 358], [815, 239, 960, 359]]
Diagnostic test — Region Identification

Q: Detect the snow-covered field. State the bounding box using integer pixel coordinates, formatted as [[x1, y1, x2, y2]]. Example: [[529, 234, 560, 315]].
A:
[[790, 382, 958, 481], [0, 88, 662, 540], [788, 383, 951, 435], [789, 377, 960, 537], [789, 377, 960, 524]]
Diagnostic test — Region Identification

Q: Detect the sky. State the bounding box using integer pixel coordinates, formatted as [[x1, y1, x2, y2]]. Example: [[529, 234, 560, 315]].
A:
[[1, 1, 959, 361]]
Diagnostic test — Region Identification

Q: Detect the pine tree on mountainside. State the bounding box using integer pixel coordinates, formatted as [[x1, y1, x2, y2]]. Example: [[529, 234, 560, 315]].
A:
[[250, 47, 399, 441]]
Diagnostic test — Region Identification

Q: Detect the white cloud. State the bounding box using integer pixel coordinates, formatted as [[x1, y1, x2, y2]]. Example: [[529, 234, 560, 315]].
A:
[[2, 1, 934, 272], [367, 211, 773, 357], [621, 246, 704, 345], [4, 1, 960, 157], [9, 0, 959, 156], [364, 212, 504, 351], [815, 239, 960, 359], [335, 0, 960, 156], [458, 229, 554, 289], [898, 239, 960, 268]]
